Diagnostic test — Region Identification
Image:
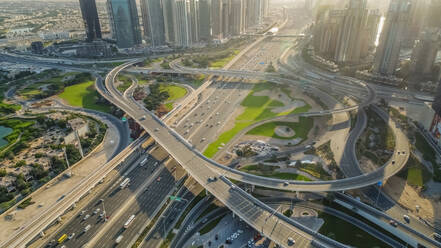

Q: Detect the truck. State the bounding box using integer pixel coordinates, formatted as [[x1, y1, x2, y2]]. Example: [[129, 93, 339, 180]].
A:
[[124, 215, 136, 229], [120, 178, 130, 189]]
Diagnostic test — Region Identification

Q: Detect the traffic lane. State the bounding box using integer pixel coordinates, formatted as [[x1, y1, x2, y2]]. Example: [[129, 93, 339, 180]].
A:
[[96, 167, 176, 248], [48, 151, 166, 247], [191, 84, 250, 151], [185, 82, 247, 145]]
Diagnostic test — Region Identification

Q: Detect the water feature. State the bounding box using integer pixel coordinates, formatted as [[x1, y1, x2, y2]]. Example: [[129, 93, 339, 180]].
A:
[[0, 126, 12, 148]]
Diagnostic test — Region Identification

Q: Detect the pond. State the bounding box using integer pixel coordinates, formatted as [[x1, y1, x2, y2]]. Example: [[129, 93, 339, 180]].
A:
[[0, 125, 12, 148]]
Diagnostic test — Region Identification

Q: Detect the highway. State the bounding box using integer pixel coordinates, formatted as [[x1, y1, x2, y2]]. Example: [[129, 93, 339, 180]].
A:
[[262, 198, 406, 248], [126, 61, 409, 192], [99, 62, 352, 248], [40, 147, 170, 247]]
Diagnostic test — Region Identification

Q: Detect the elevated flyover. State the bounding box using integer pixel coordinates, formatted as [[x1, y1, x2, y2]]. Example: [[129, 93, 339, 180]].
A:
[[98, 61, 352, 248]]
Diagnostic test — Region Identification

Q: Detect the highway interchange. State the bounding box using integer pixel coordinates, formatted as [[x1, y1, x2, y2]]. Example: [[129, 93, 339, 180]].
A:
[[1, 12, 440, 248]]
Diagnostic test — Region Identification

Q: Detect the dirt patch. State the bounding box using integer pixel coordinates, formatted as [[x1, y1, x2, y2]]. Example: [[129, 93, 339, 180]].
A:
[[274, 126, 295, 138], [383, 176, 441, 221]]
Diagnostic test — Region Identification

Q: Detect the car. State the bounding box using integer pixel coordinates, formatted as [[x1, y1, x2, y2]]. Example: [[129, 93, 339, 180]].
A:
[[93, 208, 100, 215], [83, 214, 90, 221], [433, 233, 441, 241], [98, 199, 104, 204], [288, 237, 295, 245], [208, 176, 217, 182], [139, 116, 146, 121], [215, 234, 219, 240], [79, 210, 86, 216], [68, 233, 75, 240], [283, 182, 289, 186], [208, 241, 211, 246], [154, 128, 160, 132], [397, 152, 400, 155], [201, 138, 206, 142], [403, 215, 410, 223], [238, 229, 243, 234], [389, 220, 398, 227], [99, 212, 105, 219], [392, 160, 396, 165], [401, 151, 406, 155], [202, 218, 208, 224], [84, 224, 91, 233], [225, 239, 232, 244], [157, 177, 161, 182]]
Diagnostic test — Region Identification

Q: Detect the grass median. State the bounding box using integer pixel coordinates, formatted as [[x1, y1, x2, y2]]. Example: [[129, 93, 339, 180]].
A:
[[203, 82, 311, 158], [59, 81, 111, 113]]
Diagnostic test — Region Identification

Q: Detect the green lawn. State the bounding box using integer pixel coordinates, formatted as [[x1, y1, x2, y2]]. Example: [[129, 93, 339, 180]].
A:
[[159, 84, 187, 101], [199, 216, 224, 235], [210, 50, 240, 69], [407, 167, 423, 187], [239, 164, 310, 181], [318, 211, 392, 248], [246, 117, 313, 140], [59, 81, 111, 113], [203, 82, 311, 158], [18, 72, 78, 99]]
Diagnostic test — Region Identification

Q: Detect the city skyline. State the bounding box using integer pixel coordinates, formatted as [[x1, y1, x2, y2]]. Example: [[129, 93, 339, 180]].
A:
[[1, 1, 441, 248]]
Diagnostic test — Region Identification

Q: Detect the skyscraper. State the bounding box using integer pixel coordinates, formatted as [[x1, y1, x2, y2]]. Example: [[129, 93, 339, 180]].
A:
[[334, 0, 368, 63], [229, 0, 244, 36], [211, 0, 224, 39], [140, 0, 166, 47], [410, 28, 440, 76], [372, 0, 411, 75], [107, 0, 142, 49], [313, 9, 345, 60], [172, 0, 191, 47], [79, 0, 102, 41], [162, 0, 176, 44], [199, 0, 212, 41]]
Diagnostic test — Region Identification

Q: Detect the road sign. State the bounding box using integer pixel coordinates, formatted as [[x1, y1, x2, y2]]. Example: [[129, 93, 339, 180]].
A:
[[122, 117, 127, 122], [377, 181, 382, 187], [169, 196, 182, 201]]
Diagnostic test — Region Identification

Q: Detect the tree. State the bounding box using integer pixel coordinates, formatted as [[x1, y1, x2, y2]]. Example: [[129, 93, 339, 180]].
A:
[[265, 62, 276, 73], [0, 168, 6, 177]]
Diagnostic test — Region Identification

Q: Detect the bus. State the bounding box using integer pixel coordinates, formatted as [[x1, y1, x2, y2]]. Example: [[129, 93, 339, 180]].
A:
[[120, 178, 130, 189], [57, 234, 67, 244], [124, 215, 136, 229]]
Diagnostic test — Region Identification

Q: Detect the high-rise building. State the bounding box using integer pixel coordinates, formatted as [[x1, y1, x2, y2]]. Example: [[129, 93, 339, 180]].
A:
[[79, 0, 102, 41], [229, 0, 244, 36], [140, 0, 166, 47], [372, 0, 411, 75], [403, 0, 429, 48], [221, 0, 230, 37], [211, 0, 224, 39], [426, 0, 441, 28], [410, 28, 440, 76], [334, 0, 369, 63], [189, 0, 200, 43], [162, 0, 175, 44], [107, 0, 142, 48], [199, 0, 212, 41], [313, 9, 345, 59]]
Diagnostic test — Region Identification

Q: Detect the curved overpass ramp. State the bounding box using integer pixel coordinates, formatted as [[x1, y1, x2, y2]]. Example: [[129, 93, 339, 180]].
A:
[[99, 62, 351, 248], [125, 61, 409, 192]]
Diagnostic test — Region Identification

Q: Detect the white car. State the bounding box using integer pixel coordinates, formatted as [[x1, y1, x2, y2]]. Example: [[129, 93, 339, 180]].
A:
[[68, 233, 75, 240]]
